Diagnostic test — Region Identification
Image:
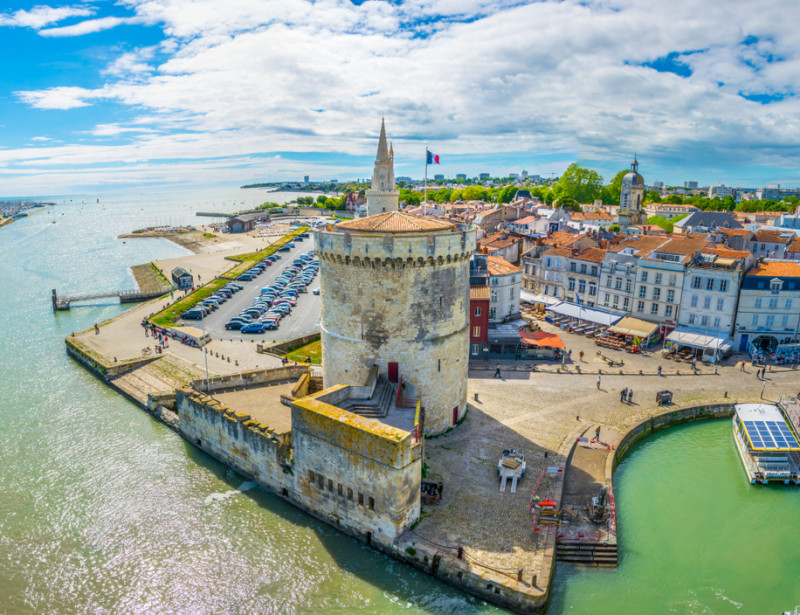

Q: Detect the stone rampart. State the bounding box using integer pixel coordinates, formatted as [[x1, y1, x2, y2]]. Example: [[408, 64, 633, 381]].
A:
[[189, 365, 307, 394], [291, 387, 422, 546], [177, 389, 291, 493]]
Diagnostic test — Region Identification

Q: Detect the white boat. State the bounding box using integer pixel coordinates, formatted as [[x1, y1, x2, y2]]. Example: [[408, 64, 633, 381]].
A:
[[732, 403, 800, 485]]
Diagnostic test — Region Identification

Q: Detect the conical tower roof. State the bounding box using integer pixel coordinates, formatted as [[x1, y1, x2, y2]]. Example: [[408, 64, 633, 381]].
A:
[[376, 118, 390, 163]]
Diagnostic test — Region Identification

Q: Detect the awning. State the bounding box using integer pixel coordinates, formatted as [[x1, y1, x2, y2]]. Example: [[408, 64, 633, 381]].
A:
[[608, 317, 659, 340], [667, 328, 731, 352], [545, 301, 622, 327], [521, 290, 559, 306], [520, 331, 565, 348], [487, 325, 522, 344]]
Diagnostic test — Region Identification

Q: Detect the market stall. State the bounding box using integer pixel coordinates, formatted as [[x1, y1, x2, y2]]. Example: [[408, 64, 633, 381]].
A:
[[664, 329, 733, 364], [545, 301, 621, 335]]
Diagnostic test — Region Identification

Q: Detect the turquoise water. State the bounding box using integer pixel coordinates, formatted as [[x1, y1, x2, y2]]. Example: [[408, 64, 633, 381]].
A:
[[550, 420, 800, 614], [2, 190, 799, 614]]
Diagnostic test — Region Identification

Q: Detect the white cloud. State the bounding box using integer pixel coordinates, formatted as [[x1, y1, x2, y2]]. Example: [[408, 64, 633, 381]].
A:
[[5, 0, 800, 191], [38, 15, 147, 37], [0, 5, 93, 29]]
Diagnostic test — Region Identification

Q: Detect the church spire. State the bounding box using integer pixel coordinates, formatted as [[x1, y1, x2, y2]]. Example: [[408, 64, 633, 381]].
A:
[[376, 117, 390, 163], [631, 154, 638, 174]]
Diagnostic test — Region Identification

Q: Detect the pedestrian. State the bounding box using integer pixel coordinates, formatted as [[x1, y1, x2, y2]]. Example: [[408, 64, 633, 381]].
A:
[[692, 357, 697, 371], [620, 387, 627, 403], [596, 375, 602, 390], [657, 365, 662, 376], [595, 425, 601, 441], [567, 349, 572, 361], [627, 388, 634, 404], [579, 350, 584, 362], [576, 415, 581, 422], [740, 361, 745, 372], [494, 364, 502, 379], [94, 323, 99, 335]]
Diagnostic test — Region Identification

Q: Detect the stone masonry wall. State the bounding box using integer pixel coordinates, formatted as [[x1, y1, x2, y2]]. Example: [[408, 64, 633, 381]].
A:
[[291, 389, 423, 547], [177, 390, 291, 493], [316, 229, 476, 434]]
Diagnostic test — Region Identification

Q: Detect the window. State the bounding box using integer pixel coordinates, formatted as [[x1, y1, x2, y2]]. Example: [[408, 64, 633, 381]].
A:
[[338, 483, 343, 496], [701, 315, 709, 326], [510, 288, 515, 300], [751, 314, 758, 327], [669, 274, 676, 287], [703, 296, 711, 309], [768, 298, 778, 309], [589, 283, 596, 296], [578, 280, 586, 293], [688, 314, 696, 324], [490, 289, 497, 302], [719, 279, 728, 292], [554, 272, 559, 282], [603, 293, 610, 306], [317, 474, 324, 489], [654, 273, 662, 285], [651, 303, 659, 315], [474, 306, 481, 317], [667, 290, 674, 303], [555, 258, 561, 268], [717, 298, 724, 311], [771, 280, 782, 294], [755, 298, 762, 309], [637, 301, 645, 312], [580, 264, 587, 274], [782, 314, 789, 328], [624, 297, 630, 310], [358, 492, 364, 506], [641, 271, 648, 282], [328, 479, 333, 491], [652, 288, 661, 300], [368, 496, 375, 510], [692, 277, 702, 289], [765, 314, 775, 328], [605, 275, 612, 287], [491, 277, 498, 286], [544, 270, 550, 281], [568, 278, 576, 291], [665, 305, 673, 317], [706, 278, 714, 290], [625, 280, 632, 293], [787, 299, 793, 309], [489, 307, 496, 319], [570, 262, 577, 272], [613, 294, 619, 307], [690, 294, 698, 307], [473, 325, 480, 337], [471, 344, 479, 355], [713, 317, 720, 329], [615, 278, 622, 290], [639, 286, 647, 298], [591, 266, 598, 276]]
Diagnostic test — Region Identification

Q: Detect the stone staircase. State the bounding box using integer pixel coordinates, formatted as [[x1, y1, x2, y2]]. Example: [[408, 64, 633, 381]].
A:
[[556, 540, 618, 566], [347, 375, 394, 419]]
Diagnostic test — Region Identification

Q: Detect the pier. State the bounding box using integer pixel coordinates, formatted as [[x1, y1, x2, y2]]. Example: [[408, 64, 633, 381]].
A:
[[52, 287, 171, 311]]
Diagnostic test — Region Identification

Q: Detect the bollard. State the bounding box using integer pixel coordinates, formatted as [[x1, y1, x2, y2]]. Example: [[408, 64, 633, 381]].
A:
[[474, 393, 479, 402], [532, 574, 537, 587], [517, 569, 523, 582], [457, 546, 463, 559]]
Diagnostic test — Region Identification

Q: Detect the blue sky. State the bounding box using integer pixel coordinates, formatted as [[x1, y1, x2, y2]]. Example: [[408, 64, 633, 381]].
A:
[[0, 0, 799, 196]]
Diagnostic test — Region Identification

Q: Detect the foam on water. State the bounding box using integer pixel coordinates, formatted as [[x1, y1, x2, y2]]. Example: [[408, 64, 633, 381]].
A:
[[204, 481, 257, 505]]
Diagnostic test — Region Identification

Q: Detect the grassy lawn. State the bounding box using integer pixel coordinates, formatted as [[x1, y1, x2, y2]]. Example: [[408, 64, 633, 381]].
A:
[[148, 226, 308, 328], [283, 339, 322, 364]]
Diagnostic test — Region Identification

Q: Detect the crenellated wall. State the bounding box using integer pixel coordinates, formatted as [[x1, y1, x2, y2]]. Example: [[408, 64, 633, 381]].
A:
[[315, 228, 476, 434], [177, 389, 292, 493]]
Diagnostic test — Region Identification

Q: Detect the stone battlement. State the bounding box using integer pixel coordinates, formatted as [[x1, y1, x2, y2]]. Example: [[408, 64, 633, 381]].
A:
[[315, 228, 476, 266]]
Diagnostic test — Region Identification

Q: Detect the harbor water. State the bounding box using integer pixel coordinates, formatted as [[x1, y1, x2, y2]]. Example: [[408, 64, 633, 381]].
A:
[[1, 189, 799, 614]]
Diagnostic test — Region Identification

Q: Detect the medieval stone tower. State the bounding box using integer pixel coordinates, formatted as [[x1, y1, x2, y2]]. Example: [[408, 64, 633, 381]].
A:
[[315, 211, 477, 434], [363, 119, 400, 217], [618, 156, 645, 228]]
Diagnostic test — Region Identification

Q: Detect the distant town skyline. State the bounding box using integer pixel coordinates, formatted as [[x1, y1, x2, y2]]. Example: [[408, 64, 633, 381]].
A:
[[1, 0, 799, 196]]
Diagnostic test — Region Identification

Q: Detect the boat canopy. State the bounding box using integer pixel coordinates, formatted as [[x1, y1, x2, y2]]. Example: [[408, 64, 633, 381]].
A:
[[736, 404, 800, 452]]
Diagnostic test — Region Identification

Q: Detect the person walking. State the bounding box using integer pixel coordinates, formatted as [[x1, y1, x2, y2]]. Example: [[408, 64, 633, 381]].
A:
[[657, 365, 662, 377], [740, 361, 746, 372], [596, 375, 602, 390], [692, 357, 697, 371], [579, 350, 584, 362], [627, 388, 634, 404], [494, 364, 502, 379], [620, 387, 628, 403]]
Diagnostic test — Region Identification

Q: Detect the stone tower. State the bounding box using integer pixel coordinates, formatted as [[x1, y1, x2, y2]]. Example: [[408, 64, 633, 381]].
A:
[[363, 119, 400, 217], [618, 156, 645, 228], [315, 211, 477, 434]]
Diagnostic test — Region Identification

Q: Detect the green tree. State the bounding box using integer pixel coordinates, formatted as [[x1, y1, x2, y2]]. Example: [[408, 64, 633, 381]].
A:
[[462, 185, 488, 201], [663, 194, 683, 204], [646, 190, 662, 203], [647, 215, 674, 233], [556, 196, 581, 212], [449, 189, 463, 202], [316, 195, 328, 206], [553, 163, 603, 204], [497, 185, 518, 204]]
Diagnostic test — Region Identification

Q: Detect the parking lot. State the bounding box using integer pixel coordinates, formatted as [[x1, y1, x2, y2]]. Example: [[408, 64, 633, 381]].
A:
[[180, 238, 321, 342]]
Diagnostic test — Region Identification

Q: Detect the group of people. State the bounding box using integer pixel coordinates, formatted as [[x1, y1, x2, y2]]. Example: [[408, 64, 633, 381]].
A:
[[619, 387, 634, 404]]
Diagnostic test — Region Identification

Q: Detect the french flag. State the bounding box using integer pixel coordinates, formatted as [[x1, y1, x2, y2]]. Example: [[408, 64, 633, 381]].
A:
[[426, 150, 440, 164]]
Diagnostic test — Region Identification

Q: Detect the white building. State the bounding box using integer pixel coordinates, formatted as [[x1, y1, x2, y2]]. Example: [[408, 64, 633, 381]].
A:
[[733, 261, 800, 355], [708, 184, 734, 199], [470, 254, 521, 322]]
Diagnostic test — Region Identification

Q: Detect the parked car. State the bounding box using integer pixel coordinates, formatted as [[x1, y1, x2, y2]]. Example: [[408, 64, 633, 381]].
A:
[[241, 322, 266, 334], [312, 288, 320, 295]]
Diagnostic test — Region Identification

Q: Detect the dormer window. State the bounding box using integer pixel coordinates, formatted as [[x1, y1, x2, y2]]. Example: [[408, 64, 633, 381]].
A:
[[770, 278, 783, 294]]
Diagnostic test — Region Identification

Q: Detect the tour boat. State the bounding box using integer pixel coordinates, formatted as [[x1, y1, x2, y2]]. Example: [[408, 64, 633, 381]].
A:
[[732, 403, 800, 485]]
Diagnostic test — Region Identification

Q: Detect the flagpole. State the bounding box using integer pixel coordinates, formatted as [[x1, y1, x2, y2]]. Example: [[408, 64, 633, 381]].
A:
[[424, 148, 428, 205]]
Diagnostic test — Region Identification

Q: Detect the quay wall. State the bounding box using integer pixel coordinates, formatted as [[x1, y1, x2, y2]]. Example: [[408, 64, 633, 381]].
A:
[[177, 390, 291, 494], [66, 336, 157, 380], [189, 365, 308, 394]]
